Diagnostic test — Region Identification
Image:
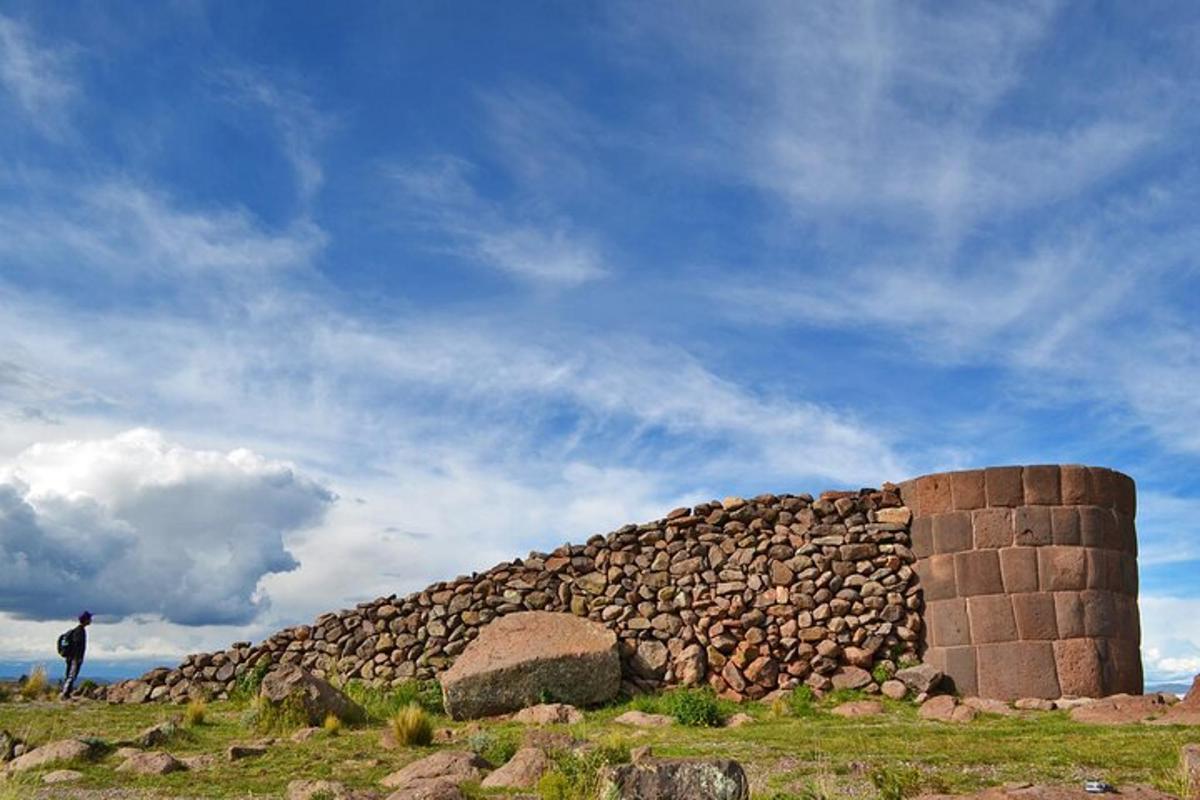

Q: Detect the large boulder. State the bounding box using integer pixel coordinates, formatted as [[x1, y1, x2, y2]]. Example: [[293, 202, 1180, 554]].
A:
[[480, 747, 550, 789], [4, 739, 97, 773], [380, 750, 489, 794], [441, 611, 620, 720], [259, 665, 365, 726], [601, 759, 749, 800]]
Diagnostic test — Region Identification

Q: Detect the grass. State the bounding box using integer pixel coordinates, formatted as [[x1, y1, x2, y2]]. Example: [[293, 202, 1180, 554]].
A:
[[323, 711, 342, 736], [0, 690, 1196, 799], [19, 665, 50, 700], [341, 678, 444, 720], [388, 704, 433, 747], [184, 698, 208, 727]]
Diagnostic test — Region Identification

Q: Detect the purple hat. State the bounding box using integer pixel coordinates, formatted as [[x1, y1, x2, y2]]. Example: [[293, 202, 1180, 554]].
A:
[[79, 611, 92, 623]]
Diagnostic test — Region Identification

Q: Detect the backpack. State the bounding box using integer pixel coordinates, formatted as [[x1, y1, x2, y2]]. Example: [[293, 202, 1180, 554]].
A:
[[56, 630, 73, 658]]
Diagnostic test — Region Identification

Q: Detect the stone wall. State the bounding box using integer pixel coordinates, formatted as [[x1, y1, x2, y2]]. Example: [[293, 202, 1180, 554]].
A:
[[108, 487, 923, 704], [902, 465, 1141, 700], [106, 464, 1142, 705]]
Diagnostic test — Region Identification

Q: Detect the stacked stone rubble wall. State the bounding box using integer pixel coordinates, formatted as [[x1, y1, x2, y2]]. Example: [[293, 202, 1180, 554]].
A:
[[902, 465, 1141, 700], [109, 487, 923, 703], [106, 463, 1143, 705]]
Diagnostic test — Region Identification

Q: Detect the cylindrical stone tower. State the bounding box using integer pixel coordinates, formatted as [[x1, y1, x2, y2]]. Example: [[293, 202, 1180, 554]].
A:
[[901, 465, 1141, 700]]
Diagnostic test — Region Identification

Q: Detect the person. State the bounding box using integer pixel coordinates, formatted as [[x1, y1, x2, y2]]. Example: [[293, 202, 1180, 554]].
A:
[[60, 611, 91, 699]]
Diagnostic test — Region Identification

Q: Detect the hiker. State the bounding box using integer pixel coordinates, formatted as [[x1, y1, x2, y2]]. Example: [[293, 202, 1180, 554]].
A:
[[57, 611, 91, 699]]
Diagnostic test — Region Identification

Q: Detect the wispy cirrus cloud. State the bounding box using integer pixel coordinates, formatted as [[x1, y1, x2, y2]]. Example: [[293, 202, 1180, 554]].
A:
[[0, 14, 76, 136], [389, 156, 608, 287]]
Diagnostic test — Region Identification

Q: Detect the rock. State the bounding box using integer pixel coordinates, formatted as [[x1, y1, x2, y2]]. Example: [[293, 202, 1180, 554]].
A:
[[130, 720, 180, 748], [674, 645, 707, 687], [1182, 674, 1200, 707], [441, 611, 620, 719], [116, 751, 187, 775], [962, 697, 1017, 716], [0, 731, 18, 763], [881, 680, 908, 700], [632, 640, 670, 679], [259, 664, 365, 726], [227, 744, 269, 761], [831, 667, 872, 690], [181, 753, 218, 770], [380, 750, 489, 792], [287, 779, 353, 800], [1069, 694, 1172, 725], [916, 784, 1178, 800], [42, 769, 84, 784], [602, 759, 750, 800], [831, 700, 884, 717], [631, 745, 653, 764], [897, 664, 943, 695], [114, 746, 141, 759], [614, 710, 673, 727], [481, 747, 550, 789], [919, 695, 966, 723], [1014, 698, 1056, 711], [386, 780, 465, 800], [724, 713, 754, 728], [512, 703, 584, 725], [4, 739, 96, 773], [291, 726, 323, 742]]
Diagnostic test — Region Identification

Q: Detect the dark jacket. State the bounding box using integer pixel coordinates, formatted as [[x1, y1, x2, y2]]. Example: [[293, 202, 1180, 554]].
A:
[[65, 624, 87, 660]]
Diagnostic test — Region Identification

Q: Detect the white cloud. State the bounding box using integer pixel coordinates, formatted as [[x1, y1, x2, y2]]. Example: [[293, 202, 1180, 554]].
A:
[[1140, 596, 1200, 683], [0, 429, 334, 625], [390, 157, 608, 286], [0, 15, 75, 135]]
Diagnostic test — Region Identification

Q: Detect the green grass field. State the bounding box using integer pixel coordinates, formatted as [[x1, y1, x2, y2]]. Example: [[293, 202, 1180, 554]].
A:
[[1, 689, 1197, 799]]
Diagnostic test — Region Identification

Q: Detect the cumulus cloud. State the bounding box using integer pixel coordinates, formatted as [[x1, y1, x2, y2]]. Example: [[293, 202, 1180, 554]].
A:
[[0, 429, 334, 625]]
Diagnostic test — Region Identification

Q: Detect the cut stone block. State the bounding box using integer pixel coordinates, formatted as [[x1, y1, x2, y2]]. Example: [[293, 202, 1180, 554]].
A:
[[1050, 507, 1080, 546], [933, 512, 973, 553], [950, 469, 986, 511], [976, 641, 1061, 700], [1053, 592, 1086, 639], [972, 508, 1012, 549], [1038, 546, 1087, 592], [955, 550, 1004, 596], [999, 547, 1039, 594], [917, 554, 957, 602], [1023, 465, 1061, 505], [927, 599, 970, 647], [967, 595, 1018, 643], [1013, 506, 1052, 547], [1053, 637, 1104, 697], [985, 466, 1024, 507], [1012, 593, 1058, 640]]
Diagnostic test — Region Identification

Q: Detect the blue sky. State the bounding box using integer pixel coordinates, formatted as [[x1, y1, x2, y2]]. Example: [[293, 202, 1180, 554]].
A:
[[1, 2, 1199, 684]]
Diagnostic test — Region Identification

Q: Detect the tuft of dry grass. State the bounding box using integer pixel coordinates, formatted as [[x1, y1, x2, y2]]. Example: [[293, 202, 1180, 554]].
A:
[[388, 704, 433, 747], [19, 665, 49, 700], [184, 698, 207, 727], [322, 712, 342, 736]]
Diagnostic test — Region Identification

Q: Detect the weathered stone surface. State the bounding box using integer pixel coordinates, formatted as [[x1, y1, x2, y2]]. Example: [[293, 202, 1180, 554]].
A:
[[919, 695, 977, 723], [286, 780, 357, 800], [881, 680, 908, 700], [614, 710, 673, 727], [42, 769, 84, 784], [602, 759, 750, 800], [481, 747, 550, 789], [916, 783, 1177, 800], [1014, 698, 1055, 711], [227, 744, 268, 761], [116, 751, 187, 775], [441, 612, 620, 719], [380, 750, 488, 792], [961, 697, 1016, 716], [4, 739, 95, 773], [512, 703, 584, 725], [831, 700, 884, 717], [260, 665, 365, 726], [831, 667, 872, 691], [1182, 744, 1200, 798], [1069, 694, 1172, 725], [897, 664, 943, 695]]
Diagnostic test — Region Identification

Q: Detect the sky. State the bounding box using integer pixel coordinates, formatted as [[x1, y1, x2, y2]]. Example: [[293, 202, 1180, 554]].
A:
[[0, 1, 1198, 685]]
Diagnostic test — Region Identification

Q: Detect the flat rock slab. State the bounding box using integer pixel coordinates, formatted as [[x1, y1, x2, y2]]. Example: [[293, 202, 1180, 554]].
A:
[[386, 780, 465, 800], [962, 697, 1017, 716], [42, 769, 84, 784], [380, 750, 489, 792], [614, 711, 673, 727], [512, 703, 584, 725], [227, 744, 269, 761], [5, 739, 95, 773], [480, 747, 550, 789], [1069, 694, 1173, 725], [602, 759, 749, 800], [115, 751, 186, 775], [919, 695, 977, 723], [287, 779, 379, 800], [831, 700, 884, 718], [441, 611, 620, 720]]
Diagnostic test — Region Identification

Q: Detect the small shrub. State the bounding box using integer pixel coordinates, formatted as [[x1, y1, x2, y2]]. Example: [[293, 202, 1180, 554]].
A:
[[343, 679, 444, 721], [769, 695, 790, 718], [628, 693, 665, 714], [538, 742, 630, 800], [870, 765, 929, 800], [871, 663, 893, 685], [231, 659, 271, 703], [0, 683, 11, 703], [184, 698, 207, 727], [322, 712, 342, 736], [389, 704, 433, 747], [467, 728, 519, 766], [246, 694, 309, 733], [662, 687, 723, 727], [823, 688, 866, 706], [788, 685, 818, 717], [20, 666, 48, 700]]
